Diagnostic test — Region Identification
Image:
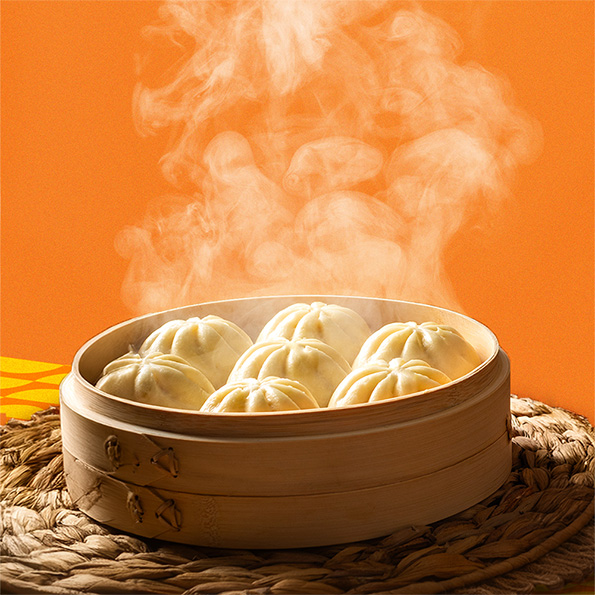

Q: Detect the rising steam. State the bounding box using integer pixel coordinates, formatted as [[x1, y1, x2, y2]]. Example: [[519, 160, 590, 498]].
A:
[[117, 0, 541, 314]]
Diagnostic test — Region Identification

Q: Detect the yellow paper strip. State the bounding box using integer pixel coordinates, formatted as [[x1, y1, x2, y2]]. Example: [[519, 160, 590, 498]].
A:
[[37, 373, 69, 386], [0, 357, 63, 375], [1, 404, 49, 421], [1, 388, 61, 405], [0, 377, 33, 390]]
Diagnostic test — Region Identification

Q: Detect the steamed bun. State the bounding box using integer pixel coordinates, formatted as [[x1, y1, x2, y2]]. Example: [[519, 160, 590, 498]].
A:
[[354, 321, 481, 380], [329, 358, 451, 408], [96, 352, 214, 410], [228, 338, 350, 407], [257, 301, 371, 364], [139, 315, 252, 389], [201, 376, 320, 413]]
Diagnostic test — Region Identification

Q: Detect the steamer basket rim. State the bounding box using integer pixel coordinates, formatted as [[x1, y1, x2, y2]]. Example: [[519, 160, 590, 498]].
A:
[[69, 294, 500, 421]]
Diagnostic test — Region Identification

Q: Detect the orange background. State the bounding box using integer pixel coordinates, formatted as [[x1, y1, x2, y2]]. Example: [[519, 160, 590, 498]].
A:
[[2, 1, 593, 422]]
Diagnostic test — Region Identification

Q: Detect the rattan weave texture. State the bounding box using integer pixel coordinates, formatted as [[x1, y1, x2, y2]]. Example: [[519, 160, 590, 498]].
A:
[[1, 396, 593, 595]]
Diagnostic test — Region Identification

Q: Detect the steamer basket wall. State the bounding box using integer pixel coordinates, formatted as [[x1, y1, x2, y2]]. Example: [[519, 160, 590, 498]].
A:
[[60, 295, 511, 549]]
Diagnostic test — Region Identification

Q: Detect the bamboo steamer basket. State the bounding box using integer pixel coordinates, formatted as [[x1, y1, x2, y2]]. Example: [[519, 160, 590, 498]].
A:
[[60, 295, 511, 549]]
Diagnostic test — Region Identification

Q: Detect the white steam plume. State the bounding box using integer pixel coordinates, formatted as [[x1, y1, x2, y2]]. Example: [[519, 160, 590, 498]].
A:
[[118, 0, 541, 314]]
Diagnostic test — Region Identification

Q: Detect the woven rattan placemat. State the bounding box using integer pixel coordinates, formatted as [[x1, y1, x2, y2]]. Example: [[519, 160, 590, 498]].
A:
[[1, 396, 593, 595]]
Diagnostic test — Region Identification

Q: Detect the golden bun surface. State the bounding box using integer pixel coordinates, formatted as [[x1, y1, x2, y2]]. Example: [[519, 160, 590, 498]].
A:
[[228, 338, 351, 407], [140, 315, 253, 389], [96, 352, 214, 410], [257, 301, 371, 364], [354, 321, 481, 380], [201, 376, 320, 413], [329, 357, 451, 408]]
